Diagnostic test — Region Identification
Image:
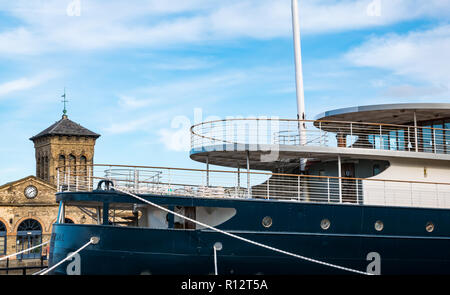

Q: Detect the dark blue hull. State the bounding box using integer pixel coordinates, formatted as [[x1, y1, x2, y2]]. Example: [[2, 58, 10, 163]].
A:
[[48, 193, 450, 275]]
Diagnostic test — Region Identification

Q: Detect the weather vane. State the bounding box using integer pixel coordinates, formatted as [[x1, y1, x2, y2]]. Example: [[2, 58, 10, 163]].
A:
[[61, 87, 68, 117]]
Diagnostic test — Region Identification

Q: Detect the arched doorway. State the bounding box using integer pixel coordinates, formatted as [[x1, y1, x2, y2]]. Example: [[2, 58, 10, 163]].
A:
[[16, 219, 42, 260], [0, 221, 6, 256]]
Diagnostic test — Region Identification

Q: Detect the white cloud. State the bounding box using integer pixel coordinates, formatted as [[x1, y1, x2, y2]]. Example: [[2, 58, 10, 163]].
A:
[[0, 72, 57, 97], [346, 24, 450, 89], [1, 0, 449, 55]]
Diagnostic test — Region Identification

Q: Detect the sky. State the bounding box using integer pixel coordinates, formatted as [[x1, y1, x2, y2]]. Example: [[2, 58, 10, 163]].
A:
[[0, 0, 449, 184]]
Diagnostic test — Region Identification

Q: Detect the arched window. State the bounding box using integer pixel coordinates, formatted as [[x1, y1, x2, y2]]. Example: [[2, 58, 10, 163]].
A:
[[69, 154, 76, 174], [43, 156, 49, 181], [36, 157, 42, 179], [58, 154, 66, 183], [80, 156, 87, 175], [16, 219, 42, 260], [58, 154, 66, 169], [0, 221, 6, 255]]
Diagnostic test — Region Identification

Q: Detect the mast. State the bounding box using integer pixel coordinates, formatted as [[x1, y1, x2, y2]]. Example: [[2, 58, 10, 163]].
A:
[[291, 0, 307, 171]]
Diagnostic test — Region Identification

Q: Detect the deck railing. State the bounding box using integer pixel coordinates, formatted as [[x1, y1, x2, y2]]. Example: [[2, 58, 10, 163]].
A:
[[190, 119, 450, 155], [57, 164, 450, 209]]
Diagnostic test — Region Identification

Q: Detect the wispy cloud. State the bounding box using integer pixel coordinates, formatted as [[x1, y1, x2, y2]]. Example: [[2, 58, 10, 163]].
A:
[[0, 72, 57, 97], [1, 0, 449, 56], [346, 24, 450, 91]]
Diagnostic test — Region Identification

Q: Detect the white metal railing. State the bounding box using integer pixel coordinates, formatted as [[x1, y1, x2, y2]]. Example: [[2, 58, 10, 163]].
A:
[[57, 164, 450, 209], [190, 119, 450, 155]]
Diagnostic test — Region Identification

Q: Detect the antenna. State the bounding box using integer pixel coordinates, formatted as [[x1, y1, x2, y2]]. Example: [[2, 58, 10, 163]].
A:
[[291, 0, 307, 171]]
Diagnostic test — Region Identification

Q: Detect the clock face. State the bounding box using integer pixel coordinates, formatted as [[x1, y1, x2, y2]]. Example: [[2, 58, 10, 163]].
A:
[[24, 185, 38, 199]]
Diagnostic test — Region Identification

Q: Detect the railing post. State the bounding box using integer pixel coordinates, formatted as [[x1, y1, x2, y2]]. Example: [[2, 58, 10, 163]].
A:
[[88, 166, 91, 191], [236, 167, 240, 197], [350, 122, 353, 147], [206, 156, 209, 187], [338, 156, 342, 203], [298, 176, 301, 201], [56, 169, 60, 192], [76, 173, 79, 191], [246, 151, 251, 198], [356, 179, 359, 204], [67, 167, 71, 191], [379, 125, 383, 150], [407, 126, 411, 151], [267, 178, 270, 199], [414, 111, 418, 152], [319, 121, 323, 146], [327, 177, 330, 203], [433, 128, 437, 153]]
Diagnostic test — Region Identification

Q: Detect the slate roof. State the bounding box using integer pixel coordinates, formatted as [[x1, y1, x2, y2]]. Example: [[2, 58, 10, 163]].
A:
[[29, 115, 100, 141]]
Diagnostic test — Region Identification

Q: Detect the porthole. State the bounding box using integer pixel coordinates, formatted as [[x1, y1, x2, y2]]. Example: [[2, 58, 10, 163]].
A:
[[320, 219, 330, 230], [374, 220, 384, 231], [262, 216, 272, 228], [425, 222, 434, 233]]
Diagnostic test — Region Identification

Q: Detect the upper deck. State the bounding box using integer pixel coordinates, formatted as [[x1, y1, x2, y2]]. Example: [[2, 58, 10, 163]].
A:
[[190, 104, 450, 170]]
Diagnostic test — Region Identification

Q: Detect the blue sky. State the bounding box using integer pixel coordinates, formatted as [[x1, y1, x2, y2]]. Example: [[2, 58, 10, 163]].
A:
[[0, 0, 449, 184]]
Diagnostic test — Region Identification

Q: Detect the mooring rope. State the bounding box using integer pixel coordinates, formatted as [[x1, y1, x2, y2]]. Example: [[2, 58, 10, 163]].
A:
[[115, 187, 372, 275], [37, 237, 98, 275], [0, 241, 49, 262]]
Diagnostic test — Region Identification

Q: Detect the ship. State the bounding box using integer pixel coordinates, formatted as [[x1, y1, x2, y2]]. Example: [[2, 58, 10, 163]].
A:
[[47, 1, 450, 275]]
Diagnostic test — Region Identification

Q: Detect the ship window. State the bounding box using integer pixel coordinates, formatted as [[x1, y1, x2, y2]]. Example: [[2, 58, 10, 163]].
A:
[[433, 123, 444, 154], [262, 216, 272, 228], [444, 121, 450, 154], [16, 219, 43, 260], [422, 126, 433, 153], [0, 221, 6, 255], [374, 220, 384, 231], [320, 219, 330, 230], [373, 164, 380, 176], [425, 222, 434, 233]]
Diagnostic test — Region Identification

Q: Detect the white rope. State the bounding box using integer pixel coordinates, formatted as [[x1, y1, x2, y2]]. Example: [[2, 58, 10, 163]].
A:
[[0, 241, 49, 261], [115, 187, 372, 275], [38, 238, 94, 275], [31, 267, 47, 275]]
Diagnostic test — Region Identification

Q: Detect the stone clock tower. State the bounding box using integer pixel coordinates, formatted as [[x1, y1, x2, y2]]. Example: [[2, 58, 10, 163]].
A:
[[0, 109, 101, 268], [29, 114, 101, 185]]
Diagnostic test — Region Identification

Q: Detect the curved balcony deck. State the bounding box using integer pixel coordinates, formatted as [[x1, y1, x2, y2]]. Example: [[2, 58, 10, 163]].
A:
[[190, 119, 450, 169]]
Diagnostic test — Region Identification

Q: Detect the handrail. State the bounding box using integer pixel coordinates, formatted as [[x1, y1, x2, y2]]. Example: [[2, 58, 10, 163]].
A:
[[55, 163, 450, 186], [191, 118, 450, 131], [56, 164, 450, 210], [190, 118, 450, 155]]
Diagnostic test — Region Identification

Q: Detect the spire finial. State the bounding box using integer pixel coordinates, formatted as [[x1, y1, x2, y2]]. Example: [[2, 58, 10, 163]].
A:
[[61, 87, 68, 118]]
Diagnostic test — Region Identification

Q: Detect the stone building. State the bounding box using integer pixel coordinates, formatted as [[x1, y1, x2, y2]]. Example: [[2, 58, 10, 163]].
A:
[[0, 113, 100, 271]]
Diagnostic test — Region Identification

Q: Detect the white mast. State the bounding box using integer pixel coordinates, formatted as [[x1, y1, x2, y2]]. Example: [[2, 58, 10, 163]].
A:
[[291, 0, 307, 171]]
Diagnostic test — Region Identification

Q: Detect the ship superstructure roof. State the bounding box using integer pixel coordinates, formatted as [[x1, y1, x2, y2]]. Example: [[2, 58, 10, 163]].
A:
[[315, 103, 450, 125]]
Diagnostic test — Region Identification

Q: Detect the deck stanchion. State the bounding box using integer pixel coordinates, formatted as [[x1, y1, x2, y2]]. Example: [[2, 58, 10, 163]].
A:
[[56, 169, 60, 192], [206, 156, 209, 187], [246, 151, 251, 198], [67, 167, 71, 191], [414, 112, 418, 152], [338, 156, 342, 203], [327, 178, 330, 203], [433, 128, 437, 153]]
